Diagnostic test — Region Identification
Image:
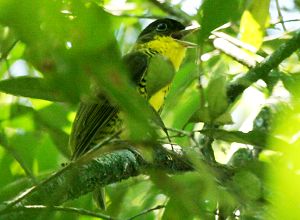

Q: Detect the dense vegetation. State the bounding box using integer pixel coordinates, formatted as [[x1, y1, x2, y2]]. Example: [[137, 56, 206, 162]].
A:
[[0, 0, 299, 219]]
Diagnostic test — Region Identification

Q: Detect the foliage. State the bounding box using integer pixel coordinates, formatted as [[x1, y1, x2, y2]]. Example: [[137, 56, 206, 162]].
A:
[[0, 0, 299, 219]]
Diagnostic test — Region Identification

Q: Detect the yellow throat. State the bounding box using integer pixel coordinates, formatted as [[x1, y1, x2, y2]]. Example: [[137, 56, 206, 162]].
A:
[[135, 35, 187, 71]]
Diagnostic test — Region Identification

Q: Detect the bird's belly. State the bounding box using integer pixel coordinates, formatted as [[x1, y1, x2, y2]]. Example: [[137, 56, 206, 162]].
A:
[[149, 85, 169, 111]]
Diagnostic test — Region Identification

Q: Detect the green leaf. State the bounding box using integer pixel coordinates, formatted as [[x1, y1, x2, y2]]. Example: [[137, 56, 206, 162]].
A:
[[35, 103, 70, 129], [0, 176, 31, 202], [35, 133, 63, 171], [70, 2, 114, 54], [206, 70, 228, 120], [0, 104, 10, 121], [240, 0, 270, 49], [146, 55, 175, 97], [230, 170, 262, 201], [0, 0, 65, 45], [152, 172, 216, 220], [281, 72, 300, 97], [9, 103, 33, 119], [190, 107, 232, 124], [41, 125, 70, 159], [165, 87, 201, 129], [35, 103, 71, 158], [7, 132, 38, 175], [267, 97, 300, 220], [163, 63, 197, 109], [201, 129, 267, 147], [190, 106, 211, 123], [0, 0, 117, 104], [163, 197, 194, 220], [198, 0, 240, 40], [162, 63, 199, 129], [0, 76, 65, 102]]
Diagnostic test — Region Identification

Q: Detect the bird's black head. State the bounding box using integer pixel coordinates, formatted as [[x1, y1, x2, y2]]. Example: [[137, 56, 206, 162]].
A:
[[137, 18, 186, 43]]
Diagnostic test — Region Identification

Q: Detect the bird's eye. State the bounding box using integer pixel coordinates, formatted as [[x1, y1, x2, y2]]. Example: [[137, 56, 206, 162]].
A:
[[156, 23, 168, 32]]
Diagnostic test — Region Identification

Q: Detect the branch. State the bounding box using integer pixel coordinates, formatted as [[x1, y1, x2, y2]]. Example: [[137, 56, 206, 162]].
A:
[[274, 0, 287, 31], [211, 32, 263, 68], [147, 0, 191, 24], [227, 29, 300, 103], [3, 205, 115, 220], [0, 40, 19, 62], [0, 146, 199, 219], [1, 150, 141, 210], [126, 205, 165, 220]]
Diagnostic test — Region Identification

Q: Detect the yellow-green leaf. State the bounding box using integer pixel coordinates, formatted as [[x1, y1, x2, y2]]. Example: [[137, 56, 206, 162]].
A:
[[240, 0, 270, 49]]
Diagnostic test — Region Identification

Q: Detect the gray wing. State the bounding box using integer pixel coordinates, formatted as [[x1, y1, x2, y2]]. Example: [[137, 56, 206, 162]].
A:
[[123, 51, 148, 83], [69, 99, 119, 159], [70, 52, 148, 160]]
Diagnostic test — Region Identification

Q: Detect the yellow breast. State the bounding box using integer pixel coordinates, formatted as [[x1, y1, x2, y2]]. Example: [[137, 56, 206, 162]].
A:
[[134, 36, 187, 111]]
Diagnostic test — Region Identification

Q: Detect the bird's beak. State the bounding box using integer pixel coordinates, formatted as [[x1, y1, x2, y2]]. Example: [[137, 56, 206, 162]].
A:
[[171, 25, 199, 48]]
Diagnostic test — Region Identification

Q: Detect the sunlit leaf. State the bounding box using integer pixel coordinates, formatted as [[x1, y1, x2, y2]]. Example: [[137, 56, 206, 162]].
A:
[[267, 100, 300, 219], [240, 0, 270, 49]]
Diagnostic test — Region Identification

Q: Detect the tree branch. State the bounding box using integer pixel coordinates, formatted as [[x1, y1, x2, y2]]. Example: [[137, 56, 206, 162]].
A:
[[147, 0, 191, 24], [3, 205, 115, 220], [126, 205, 165, 220], [227, 29, 300, 103], [0, 147, 198, 219]]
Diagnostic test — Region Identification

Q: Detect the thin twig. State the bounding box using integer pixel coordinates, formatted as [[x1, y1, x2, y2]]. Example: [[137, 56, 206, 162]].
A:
[[272, 18, 300, 25], [4, 205, 115, 220], [0, 162, 74, 213], [166, 127, 192, 136], [0, 40, 19, 62], [147, 0, 190, 24], [126, 205, 165, 220], [117, 14, 166, 20], [274, 0, 287, 31]]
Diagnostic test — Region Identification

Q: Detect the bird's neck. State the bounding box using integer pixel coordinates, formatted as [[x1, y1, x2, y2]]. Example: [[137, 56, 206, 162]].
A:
[[133, 36, 187, 71]]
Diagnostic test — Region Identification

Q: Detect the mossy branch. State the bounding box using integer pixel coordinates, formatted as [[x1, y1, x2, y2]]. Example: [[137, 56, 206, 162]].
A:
[[0, 147, 196, 219]]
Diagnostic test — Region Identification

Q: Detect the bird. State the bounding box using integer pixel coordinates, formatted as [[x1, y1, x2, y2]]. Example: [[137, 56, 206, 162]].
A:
[[69, 18, 198, 209]]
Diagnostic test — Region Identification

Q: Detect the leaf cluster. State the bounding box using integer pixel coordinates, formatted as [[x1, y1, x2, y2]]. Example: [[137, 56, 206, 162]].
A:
[[0, 0, 300, 219]]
